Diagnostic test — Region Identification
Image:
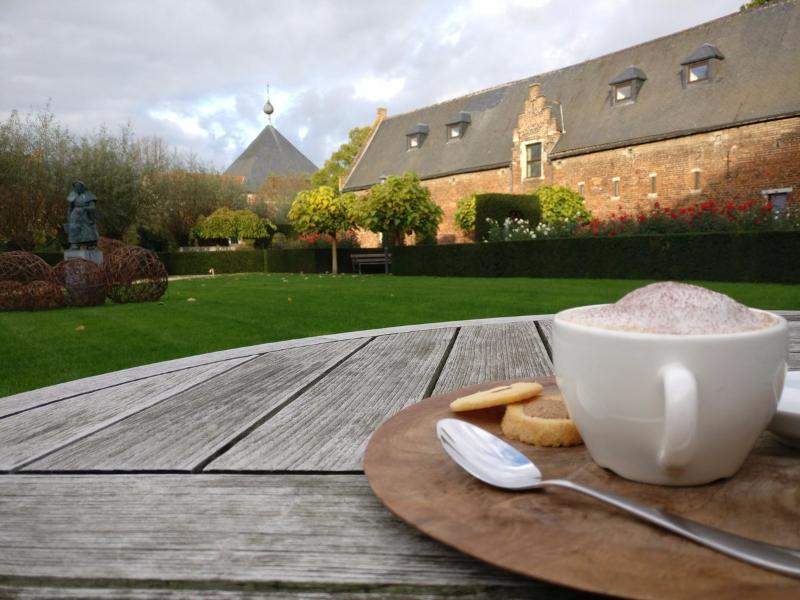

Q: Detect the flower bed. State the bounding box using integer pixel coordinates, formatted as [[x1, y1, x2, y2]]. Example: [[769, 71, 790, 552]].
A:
[[485, 200, 798, 242]]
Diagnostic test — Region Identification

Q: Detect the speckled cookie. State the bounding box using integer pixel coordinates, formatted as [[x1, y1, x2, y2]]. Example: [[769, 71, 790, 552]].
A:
[[501, 394, 583, 447]]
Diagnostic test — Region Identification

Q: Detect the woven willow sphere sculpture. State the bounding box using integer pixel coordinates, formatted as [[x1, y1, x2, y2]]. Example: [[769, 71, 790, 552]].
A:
[[97, 237, 126, 256], [55, 258, 107, 307], [0, 252, 64, 310], [104, 246, 168, 303]]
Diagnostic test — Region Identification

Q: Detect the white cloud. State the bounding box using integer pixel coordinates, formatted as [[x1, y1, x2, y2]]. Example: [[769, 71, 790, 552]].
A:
[[147, 109, 208, 138], [354, 76, 406, 102]]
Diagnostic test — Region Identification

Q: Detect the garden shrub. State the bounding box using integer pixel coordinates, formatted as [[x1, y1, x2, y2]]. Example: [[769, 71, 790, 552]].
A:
[[454, 194, 476, 237], [536, 185, 591, 223], [474, 193, 540, 242], [392, 231, 800, 283]]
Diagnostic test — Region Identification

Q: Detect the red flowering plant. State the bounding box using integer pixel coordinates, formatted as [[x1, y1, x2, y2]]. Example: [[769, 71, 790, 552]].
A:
[[299, 229, 360, 248], [576, 199, 798, 238]]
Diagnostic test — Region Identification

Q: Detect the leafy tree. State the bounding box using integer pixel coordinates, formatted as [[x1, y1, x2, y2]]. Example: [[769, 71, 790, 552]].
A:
[[536, 185, 591, 224], [311, 126, 371, 192], [741, 0, 776, 10], [255, 173, 312, 224], [355, 172, 443, 246], [288, 186, 356, 273], [454, 194, 476, 236], [0, 108, 72, 250], [141, 155, 245, 247], [194, 208, 274, 242]]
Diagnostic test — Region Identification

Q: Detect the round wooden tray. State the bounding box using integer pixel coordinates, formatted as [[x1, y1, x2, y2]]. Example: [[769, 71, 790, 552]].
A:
[[364, 378, 800, 599]]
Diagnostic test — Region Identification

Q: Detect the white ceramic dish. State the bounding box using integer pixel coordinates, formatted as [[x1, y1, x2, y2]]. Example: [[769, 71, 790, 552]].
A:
[[768, 370, 800, 448]]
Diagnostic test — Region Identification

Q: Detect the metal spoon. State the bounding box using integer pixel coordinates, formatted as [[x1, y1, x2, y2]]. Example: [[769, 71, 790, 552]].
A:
[[436, 418, 800, 578]]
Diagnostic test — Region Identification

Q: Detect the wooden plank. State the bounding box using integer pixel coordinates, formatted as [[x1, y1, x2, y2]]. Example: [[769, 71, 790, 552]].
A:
[[789, 320, 800, 370], [25, 340, 366, 472], [536, 318, 552, 345], [0, 585, 555, 599], [0, 474, 550, 595], [0, 338, 357, 418], [0, 357, 252, 472], [208, 329, 455, 472], [433, 322, 552, 395]]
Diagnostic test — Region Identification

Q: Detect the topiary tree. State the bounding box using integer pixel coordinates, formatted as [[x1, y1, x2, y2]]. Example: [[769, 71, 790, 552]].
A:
[[288, 186, 356, 274], [536, 185, 591, 224], [454, 194, 476, 238], [194, 208, 275, 244], [356, 172, 443, 247]]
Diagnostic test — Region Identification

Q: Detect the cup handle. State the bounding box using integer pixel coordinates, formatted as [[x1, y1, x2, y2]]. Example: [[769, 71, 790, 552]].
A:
[[658, 363, 698, 470]]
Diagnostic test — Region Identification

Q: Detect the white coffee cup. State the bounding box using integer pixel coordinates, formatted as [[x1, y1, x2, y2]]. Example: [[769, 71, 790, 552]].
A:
[[553, 306, 788, 486]]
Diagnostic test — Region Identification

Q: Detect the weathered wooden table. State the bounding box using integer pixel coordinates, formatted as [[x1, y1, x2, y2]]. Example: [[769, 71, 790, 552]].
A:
[[1, 312, 798, 598]]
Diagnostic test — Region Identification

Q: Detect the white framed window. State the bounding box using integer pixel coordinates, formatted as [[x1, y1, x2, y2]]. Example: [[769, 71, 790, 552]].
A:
[[407, 135, 420, 149], [687, 60, 710, 83], [611, 177, 620, 199], [445, 111, 470, 141], [649, 173, 657, 197], [614, 82, 633, 104], [522, 141, 543, 180], [447, 124, 462, 140], [577, 181, 585, 196]]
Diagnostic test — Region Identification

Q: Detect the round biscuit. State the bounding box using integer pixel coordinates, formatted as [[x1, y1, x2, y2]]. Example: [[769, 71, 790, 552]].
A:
[[501, 396, 583, 447], [449, 381, 542, 412]]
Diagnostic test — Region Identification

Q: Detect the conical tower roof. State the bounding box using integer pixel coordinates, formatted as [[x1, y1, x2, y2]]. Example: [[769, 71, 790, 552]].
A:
[[225, 125, 317, 192]]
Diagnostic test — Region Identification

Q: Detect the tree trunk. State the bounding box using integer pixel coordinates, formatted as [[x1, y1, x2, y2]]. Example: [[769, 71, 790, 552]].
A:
[[331, 235, 338, 275]]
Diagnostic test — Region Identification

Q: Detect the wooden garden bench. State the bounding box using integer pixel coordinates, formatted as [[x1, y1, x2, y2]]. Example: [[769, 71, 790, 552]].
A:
[[351, 252, 391, 273]]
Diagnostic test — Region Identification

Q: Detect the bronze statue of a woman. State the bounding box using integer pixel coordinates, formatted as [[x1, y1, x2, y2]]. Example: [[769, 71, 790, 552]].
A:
[[66, 181, 99, 249]]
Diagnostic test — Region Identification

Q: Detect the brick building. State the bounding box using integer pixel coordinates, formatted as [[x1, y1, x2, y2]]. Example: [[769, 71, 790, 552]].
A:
[[342, 1, 800, 244]]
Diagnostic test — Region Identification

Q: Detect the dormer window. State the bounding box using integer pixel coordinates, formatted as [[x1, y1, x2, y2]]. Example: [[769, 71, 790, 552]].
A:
[[687, 60, 710, 83], [681, 43, 724, 85], [614, 82, 633, 103], [609, 67, 646, 106], [406, 123, 429, 150], [445, 111, 471, 141]]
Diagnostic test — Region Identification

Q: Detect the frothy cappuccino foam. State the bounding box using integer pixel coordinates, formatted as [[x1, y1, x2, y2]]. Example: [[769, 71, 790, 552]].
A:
[[563, 282, 777, 335]]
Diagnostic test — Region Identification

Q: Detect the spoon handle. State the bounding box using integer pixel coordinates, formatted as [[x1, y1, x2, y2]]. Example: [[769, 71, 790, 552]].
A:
[[545, 479, 800, 578]]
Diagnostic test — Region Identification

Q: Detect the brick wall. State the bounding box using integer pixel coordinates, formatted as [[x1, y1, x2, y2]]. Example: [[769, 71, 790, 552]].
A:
[[549, 117, 800, 218]]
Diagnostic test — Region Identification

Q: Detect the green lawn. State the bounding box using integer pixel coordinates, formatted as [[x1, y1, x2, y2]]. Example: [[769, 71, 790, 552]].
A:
[[1, 273, 797, 398]]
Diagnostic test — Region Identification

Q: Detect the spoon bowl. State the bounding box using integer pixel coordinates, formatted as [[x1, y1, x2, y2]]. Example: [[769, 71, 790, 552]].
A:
[[436, 417, 800, 578]]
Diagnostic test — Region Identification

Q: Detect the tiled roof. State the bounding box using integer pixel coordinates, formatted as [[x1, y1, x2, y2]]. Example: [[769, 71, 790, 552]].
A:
[[224, 125, 317, 193], [343, 0, 800, 191]]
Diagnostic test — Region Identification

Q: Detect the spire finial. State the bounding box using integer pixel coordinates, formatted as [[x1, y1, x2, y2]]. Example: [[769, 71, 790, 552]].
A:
[[263, 83, 274, 123]]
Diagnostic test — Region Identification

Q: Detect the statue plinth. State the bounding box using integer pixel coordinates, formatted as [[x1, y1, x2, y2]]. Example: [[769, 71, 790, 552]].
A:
[[64, 248, 103, 265]]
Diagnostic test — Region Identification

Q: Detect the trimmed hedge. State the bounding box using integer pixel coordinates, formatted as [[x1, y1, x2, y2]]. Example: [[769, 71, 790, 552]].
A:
[[392, 231, 800, 283], [474, 193, 541, 242], [158, 251, 266, 275], [267, 248, 385, 274]]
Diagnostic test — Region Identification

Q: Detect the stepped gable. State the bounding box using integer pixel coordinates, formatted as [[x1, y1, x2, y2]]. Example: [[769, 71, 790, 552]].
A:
[[224, 125, 317, 193], [342, 0, 800, 191]]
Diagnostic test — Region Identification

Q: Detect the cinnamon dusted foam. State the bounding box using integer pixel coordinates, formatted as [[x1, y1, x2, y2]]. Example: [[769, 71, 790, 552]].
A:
[[563, 282, 777, 335]]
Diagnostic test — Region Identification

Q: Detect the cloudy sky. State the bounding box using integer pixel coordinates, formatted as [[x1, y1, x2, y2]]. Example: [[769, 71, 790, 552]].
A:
[[1, 0, 743, 171]]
